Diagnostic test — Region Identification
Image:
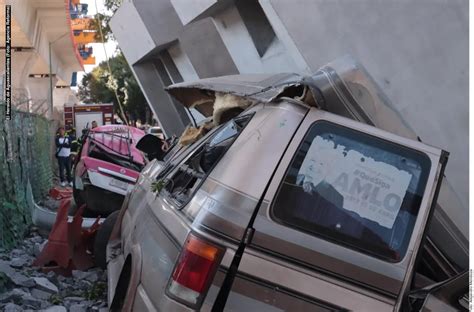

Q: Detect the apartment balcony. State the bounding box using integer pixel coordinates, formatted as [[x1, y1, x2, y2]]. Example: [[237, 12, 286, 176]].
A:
[[71, 17, 93, 31], [73, 31, 99, 44]]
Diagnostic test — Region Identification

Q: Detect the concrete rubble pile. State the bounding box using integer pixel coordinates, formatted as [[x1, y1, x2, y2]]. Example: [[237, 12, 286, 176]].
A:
[[0, 228, 108, 312]]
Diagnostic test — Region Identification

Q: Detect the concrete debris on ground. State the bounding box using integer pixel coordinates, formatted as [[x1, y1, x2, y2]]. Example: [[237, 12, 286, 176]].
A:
[[0, 227, 108, 311]]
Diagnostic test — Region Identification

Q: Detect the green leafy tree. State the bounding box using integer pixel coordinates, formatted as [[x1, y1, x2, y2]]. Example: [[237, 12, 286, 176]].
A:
[[81, 0, 151, 125], [77, 67, 114, 104], [90, 0, 123, 41], [78, 53, 151, 125]]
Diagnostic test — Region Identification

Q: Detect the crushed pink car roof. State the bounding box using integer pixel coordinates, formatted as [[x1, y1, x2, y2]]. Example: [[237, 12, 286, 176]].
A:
[[89, 125, 146, 165]]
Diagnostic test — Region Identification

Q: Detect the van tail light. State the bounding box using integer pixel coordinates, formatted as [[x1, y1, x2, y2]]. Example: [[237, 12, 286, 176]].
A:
[[167, 234, 225, 307]]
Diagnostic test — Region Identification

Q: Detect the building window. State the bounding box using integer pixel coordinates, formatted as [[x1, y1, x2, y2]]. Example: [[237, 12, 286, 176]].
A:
[[235, 0, 277, 57]]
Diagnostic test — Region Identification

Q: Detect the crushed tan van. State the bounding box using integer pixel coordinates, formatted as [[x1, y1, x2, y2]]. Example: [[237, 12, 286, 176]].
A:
[[105, 57, 468, 312]]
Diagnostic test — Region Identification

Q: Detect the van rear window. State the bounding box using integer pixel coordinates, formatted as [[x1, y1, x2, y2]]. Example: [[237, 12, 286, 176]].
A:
[[272, 121, 431, 262]]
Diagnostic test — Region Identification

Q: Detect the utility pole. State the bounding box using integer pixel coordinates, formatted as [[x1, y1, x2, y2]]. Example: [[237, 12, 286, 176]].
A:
[[49, 42, 53, 119], [48, 32, 70, 119]]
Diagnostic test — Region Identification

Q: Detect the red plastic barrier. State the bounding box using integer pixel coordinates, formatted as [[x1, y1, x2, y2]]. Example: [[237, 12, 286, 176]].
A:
[[49, 187, 73, 200], [33, 199, 101, 275]]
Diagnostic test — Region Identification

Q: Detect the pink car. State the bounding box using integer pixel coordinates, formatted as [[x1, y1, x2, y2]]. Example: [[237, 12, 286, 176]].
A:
[[73, 125, 146, 217]]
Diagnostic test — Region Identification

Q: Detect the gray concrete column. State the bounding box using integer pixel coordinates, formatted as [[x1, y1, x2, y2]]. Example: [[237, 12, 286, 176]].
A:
[[265, 0, 469, 216], [27, 76, 57, 116], [3, 50, 38, 111], [180, 17, 239, 78], [53, 87, 74, 111], [132, 61, 188, 137]]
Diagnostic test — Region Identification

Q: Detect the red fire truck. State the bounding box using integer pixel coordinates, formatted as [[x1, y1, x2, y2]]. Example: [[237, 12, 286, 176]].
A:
[[64, 103, 114, 134]]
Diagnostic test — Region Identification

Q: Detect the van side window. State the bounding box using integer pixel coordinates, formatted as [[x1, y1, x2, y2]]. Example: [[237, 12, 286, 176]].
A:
[[271, 121, 431, 262], [159, 115, 253, 208]]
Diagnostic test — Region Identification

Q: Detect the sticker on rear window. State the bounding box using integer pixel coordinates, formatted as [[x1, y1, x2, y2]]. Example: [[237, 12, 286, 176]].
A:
[[298, 136, 412, 229]]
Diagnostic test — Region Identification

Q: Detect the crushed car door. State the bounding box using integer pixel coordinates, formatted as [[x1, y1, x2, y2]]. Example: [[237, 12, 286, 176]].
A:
[[210, 107, 448, 312]]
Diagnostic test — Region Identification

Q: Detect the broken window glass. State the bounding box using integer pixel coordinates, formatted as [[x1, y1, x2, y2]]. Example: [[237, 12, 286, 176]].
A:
[[161, 115, 253, 208]]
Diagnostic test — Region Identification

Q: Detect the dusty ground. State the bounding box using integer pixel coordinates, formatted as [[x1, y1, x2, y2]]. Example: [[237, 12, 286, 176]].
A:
[[0, 227, 108, 312]]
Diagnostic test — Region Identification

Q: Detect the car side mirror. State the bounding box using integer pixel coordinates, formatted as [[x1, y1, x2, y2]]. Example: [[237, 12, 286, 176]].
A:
[[136, 134, 166, 161]]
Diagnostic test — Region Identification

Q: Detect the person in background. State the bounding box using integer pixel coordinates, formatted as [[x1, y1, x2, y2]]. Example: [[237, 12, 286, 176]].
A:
[[66, 126, 76, 142], [68, 127, 79, 164], [91, 120, 98, 129], [72, 128, 88, 159], [55, 127, 72, 187]]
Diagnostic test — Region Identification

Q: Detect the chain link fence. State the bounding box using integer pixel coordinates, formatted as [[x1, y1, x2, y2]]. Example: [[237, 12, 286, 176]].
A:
[[0, 103, 55, 249]]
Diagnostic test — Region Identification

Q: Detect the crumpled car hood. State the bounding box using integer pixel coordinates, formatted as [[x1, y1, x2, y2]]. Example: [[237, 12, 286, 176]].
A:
[[88, 125, 146, 166]]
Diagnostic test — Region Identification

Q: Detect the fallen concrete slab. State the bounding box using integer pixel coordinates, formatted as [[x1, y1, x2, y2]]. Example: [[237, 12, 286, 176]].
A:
[[31, 201, 104, 231]]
